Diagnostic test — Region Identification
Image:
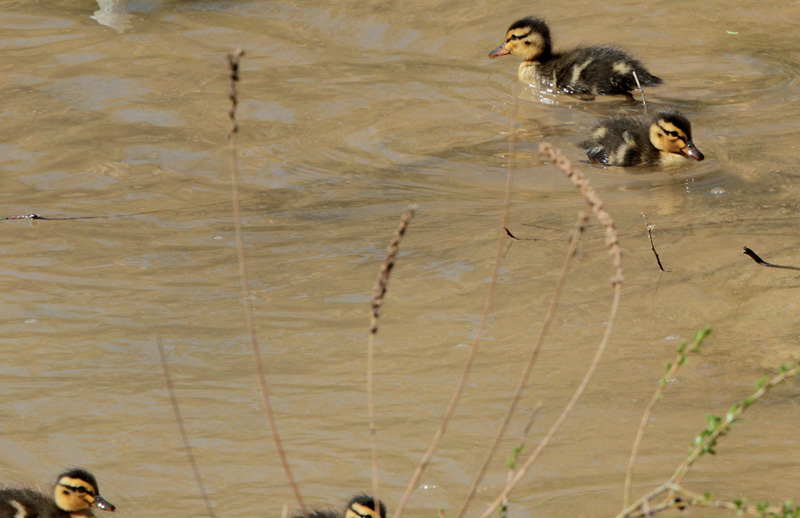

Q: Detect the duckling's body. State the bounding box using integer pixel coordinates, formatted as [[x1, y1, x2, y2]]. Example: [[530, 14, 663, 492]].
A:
[[0, 469, 115, 518], [297, 495, 386, 518], [580, 110, 704, 166], [489, 17, 661, 98]]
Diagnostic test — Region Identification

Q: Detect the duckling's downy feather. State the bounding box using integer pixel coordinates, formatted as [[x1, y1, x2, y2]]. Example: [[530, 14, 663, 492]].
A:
[[0, 469, 115, 518], [295, 495, 386, 518], [0, 488, 66, 518], [539, 46, 661, 95], [580, 110, 704, 166], [490, 16, 661, 97]]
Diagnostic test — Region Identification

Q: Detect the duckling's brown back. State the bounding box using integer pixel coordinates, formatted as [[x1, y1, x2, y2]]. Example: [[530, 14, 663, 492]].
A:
[[547, 46, 661, 96], [580, 116, 657, 166]]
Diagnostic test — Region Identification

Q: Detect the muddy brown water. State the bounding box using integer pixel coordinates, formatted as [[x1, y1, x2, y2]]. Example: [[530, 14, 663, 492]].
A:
[[0, 1, 798, 517]]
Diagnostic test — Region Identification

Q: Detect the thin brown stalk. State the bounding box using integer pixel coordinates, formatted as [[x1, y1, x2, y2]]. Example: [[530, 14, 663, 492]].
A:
[[368, 204, 418, 512], [226, 49, 305, 513], [457, 211, 588, 518], [632, 70, 647, 113], [623, 328, 709, 508], [623, 377, 673, 508], [500, 403, 542, 518], [478, 143, 624, 518], [642, 213, 669, 272], [155, 334, 216, 518], [391, 81, 521, 518]]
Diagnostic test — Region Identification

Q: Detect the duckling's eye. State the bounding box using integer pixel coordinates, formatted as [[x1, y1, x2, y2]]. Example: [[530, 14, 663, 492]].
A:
[[657, 132, 664, 137], [656, 124, 685, 142], [524, 41, 531, 45], [62, 484, 92, 495]]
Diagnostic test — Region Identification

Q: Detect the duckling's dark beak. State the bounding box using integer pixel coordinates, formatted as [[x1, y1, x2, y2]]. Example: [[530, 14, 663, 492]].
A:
[[91, 495, 116, 512], [489, 44, 510, 58], [681, 142, 704, 161]]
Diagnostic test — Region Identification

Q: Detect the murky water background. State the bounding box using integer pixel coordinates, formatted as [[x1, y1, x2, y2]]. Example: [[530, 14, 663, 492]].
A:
[[0, 1, 798, 517]]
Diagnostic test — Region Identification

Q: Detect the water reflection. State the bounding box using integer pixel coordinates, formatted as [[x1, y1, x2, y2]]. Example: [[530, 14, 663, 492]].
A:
[[92, 0, 131, 33], [0, 1, 799, 517]]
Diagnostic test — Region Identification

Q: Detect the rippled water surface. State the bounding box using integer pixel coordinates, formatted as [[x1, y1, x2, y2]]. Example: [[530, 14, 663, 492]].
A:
[[1, 1, 799, 517]]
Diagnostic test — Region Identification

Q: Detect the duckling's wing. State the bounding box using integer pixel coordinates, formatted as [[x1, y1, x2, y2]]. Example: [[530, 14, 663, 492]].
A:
[[581, 117, 651, 166]]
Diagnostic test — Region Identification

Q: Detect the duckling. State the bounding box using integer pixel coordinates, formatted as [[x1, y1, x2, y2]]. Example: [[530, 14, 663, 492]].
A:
[[580, 109, 704, 166], [297, 495, 387, 518], [0, 468, 115, 518], [489, 16, 662, 98]]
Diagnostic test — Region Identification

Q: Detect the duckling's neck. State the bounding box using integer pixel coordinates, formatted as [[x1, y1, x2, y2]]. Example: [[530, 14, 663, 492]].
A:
[[517, 61, 538, 82], [517, 49, 556, 83], [657, 151, 688, 167]]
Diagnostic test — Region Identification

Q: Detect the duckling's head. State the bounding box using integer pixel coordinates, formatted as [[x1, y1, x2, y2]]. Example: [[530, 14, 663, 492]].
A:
[[489, 16, 552, 62], [648, 110, 704, 161], [345, 495, 387, 518], [53, 469, 116, 514]]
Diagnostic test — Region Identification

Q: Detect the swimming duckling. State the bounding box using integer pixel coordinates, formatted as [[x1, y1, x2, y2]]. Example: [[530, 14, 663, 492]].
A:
[[580, 109, 704, 166], [489, 16, 661, 98], [0, 468, 115, 518], [296, 495, 387, 518]]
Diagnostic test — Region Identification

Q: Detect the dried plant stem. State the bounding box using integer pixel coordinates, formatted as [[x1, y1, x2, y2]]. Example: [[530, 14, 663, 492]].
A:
[[457, 211, 588, 518], [480, 283, 622, 518], [391, 82, 521, 518], [500, 404, 542, 518], [742, 246, 800, 270], [632, 70, 647, 113], [623, 367, 678, 509], [642, 213, 669, 272], [368, 204, 418, 512], [156, 334, 216, 518], [226, 49, 305, 513], [478, 143, 624, 518], [623, 329, 709, 508], [617, 362, 800, 518]]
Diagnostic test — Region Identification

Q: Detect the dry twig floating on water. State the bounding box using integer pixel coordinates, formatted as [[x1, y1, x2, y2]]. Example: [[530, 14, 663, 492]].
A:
[[742, 246, 800, 271], [642, 213, 670, 272]]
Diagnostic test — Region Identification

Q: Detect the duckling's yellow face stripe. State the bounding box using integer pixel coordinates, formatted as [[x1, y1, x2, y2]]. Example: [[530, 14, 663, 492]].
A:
[[650, 120, 691, 155], [55, 476, 98, 512], [59, 476, 98, 497], [503, 29, 545, 61], [346, 503, 377, 518], [656, 121, 688, 142]]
